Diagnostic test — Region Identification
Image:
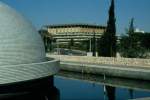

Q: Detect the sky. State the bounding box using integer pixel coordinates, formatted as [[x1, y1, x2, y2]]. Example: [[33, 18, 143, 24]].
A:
[[1, 0, 150, 34]]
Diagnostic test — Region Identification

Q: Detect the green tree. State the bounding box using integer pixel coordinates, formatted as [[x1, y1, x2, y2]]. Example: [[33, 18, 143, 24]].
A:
[[128, 18, 134, 35], [98, 0, 116, 57], [68, 39, 74, 49], [119, 34, 147, 58], [141, 33, 150, 49], [119, 19, 149, 58], [70, 38, 74, 47]]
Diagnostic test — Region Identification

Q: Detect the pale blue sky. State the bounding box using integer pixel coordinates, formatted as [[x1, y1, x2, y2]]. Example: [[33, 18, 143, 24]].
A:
[[1, 0, 150, 34]]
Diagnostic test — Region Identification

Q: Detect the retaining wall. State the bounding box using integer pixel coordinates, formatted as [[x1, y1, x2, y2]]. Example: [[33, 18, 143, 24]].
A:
[[48, 55, 150, 67]]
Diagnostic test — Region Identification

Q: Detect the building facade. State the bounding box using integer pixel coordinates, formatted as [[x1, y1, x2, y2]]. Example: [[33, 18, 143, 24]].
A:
[[39, 24, 106, 52]]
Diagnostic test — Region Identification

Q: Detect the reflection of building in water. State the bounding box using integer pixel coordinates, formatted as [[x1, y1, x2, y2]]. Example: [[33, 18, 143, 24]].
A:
[[39, 24, 106, 51], [0, 2, 59, 98]]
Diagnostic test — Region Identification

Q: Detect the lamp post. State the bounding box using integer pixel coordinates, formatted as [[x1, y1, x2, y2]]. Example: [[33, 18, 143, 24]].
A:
[[89, 38, 92, 52], [92, 30, 96, 57]]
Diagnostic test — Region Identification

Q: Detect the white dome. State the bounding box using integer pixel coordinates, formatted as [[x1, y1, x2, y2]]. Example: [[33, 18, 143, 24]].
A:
[[0, 2, 45, 66], [0, 2, 59, 85]]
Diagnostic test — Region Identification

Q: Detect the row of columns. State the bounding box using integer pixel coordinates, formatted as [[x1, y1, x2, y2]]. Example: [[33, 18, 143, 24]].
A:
[[43, 34, 98, 57]]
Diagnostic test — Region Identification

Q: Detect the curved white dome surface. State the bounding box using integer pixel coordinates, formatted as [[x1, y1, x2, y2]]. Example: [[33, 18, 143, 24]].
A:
[[0, 2, 59, 85], [0, 2, 45, 66]]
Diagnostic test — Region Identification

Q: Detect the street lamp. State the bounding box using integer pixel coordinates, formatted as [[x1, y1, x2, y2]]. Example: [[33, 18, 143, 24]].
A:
[[92, 30, 96, 57]]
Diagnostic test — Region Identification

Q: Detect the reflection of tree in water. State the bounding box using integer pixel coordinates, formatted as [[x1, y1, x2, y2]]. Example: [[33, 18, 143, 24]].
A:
[[106, 86, 116, 100], [47, 86, 60, 100], [129, 89, 134, 99]]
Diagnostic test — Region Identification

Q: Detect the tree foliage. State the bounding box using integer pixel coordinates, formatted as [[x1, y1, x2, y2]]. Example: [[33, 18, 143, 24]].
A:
[[98, 0, 116, 57], [119, 18, 150, 58], [98, 32, 116, 57], [120, 35, 143, 58], [68, 39, 74, 49]]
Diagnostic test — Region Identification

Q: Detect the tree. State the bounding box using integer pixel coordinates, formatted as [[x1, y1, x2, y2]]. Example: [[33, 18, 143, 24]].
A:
[[128, 18, 134, 35], [141, 33, 150, 49], [119, 19, 149, 58], [98, 0, 116, 57], [106, 86, 116, 100], [70, 38, 74, 47], [119, 34, 147, 58], [68, 38, 74, 49]]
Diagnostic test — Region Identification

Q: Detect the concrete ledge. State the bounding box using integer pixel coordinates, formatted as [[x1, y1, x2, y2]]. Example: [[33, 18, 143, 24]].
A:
[[0, 58, 60, 85], [60, 61, 150, 81], [47, 55, 150, 80], [129, 97, 150, 100]]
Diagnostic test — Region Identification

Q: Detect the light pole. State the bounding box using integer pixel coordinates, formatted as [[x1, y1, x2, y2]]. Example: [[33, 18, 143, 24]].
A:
[[92, 30, 96, 57], [89, 38, 92, 52]]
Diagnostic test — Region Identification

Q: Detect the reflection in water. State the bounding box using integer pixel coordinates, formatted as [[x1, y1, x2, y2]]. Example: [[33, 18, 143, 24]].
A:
[[129, 89, 134, 99], [58, 71, 150, 92], [106, 86, 116, 100], [47, 86, 60, 100], [0, 87, 60, 100], [0, 78, 60, 100], [56, 71, 150, 100]]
